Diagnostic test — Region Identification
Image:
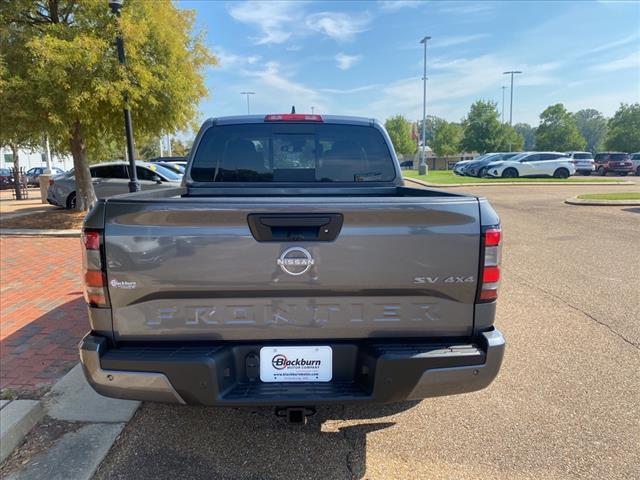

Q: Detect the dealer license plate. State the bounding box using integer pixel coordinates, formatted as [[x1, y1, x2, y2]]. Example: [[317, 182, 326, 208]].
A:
[[260, 346, 332, 383]]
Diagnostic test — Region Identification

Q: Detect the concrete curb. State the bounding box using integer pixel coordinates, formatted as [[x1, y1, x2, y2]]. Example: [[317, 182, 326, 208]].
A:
[[2, 364, 140, 479], [565, 196, 640, 206], [404, 177, 634, 188], [0, 400, 44, 464], [0, 228, 80, 237]]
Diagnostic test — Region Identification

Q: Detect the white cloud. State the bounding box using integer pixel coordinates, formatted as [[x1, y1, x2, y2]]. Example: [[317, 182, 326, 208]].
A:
[[305, 12, 371, 41], [378, 1, 423, 12], [438, 1, 495, 14], [227, 1, 300, 45], [591, 51, 640, 73], [320, 84, 382, 94], [334, 53, 362, 70], [432, 34, 491, 48], [213, 47, 262, 70], [584, 33, 640, 55]]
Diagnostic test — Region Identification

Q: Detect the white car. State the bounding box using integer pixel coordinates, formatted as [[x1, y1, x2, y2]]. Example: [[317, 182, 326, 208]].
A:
[[485, 152, 575, 179], [565, 151, 595, 175]]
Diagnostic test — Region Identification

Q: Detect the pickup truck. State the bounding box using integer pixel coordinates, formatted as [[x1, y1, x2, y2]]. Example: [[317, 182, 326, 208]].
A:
[[79, 114, 505, 418]]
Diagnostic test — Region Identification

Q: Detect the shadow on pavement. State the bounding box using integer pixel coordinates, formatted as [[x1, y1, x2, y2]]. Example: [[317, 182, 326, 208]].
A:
[[622, 207, 640, 214], [0, 296, 87, 396], [94, 401, 421, 480]]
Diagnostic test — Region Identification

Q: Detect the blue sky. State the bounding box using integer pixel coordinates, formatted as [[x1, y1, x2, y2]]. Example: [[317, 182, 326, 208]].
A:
[[179, 0, 640, 127]]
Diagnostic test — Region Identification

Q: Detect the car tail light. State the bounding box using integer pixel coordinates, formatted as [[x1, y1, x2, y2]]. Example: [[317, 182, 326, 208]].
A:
[[478, 226, 502, 303], [82, 228, 109, 308], [48, 179, 55, 186], [264, 114, 323, 122]]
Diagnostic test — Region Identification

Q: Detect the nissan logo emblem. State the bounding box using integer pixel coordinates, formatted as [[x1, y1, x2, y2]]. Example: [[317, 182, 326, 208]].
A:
[[277, 247, 314, 276]]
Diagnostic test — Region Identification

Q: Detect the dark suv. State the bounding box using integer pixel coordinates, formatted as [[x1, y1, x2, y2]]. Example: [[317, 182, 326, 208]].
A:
[[593, 152, 633, 176]]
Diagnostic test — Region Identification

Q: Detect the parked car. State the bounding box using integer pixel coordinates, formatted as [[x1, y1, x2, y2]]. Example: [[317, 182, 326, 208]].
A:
[[399, 160, 414, 169], [47, 161, 182, 209], [464, 152, 521, 177], [485, 152, 575, 178], [628, 152, 640, 176], [155, 161, 185, 175], [593, 152, 633, 176], [78, 113, 505, 416], [0, 167, 14, 189], [150, 156, 188, 164], [26, 166, 65, 185], [565, 152, 595, 175], [453, 155, 486, 176]]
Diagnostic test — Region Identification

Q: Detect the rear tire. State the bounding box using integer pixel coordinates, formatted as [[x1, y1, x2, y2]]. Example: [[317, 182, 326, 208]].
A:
[[501, 168, 518, 179], [553, 168, 570, 179], [66, 192, 76, 210], [598, 166, 606, 176]]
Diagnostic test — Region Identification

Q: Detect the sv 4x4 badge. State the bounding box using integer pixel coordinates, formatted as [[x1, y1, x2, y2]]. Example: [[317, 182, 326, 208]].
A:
[[413, 276, 475, 284]]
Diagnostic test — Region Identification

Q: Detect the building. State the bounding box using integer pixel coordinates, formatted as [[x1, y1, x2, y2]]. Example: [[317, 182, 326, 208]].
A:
[[0, 146, 73, 171]]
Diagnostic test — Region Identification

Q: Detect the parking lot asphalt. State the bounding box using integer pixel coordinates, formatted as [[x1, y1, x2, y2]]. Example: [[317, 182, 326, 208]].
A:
[[93, 183, 640, 480]]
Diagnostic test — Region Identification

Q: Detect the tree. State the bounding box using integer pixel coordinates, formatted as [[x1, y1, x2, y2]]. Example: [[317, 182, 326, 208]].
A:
[[460, 100, 504, 153], [604, 103, 640, 152], [495, 124, 524, 152], [1, 0, 215, 210], [573, 109, 607, 153], [385, 115, 417, 155], [514, 123, 536, 150], [535, 104, 586, 151], [416, 115, 445, 146], [0, 24, 45, 199], [431, 121, 462, 157], [170, 138, 191, 157]]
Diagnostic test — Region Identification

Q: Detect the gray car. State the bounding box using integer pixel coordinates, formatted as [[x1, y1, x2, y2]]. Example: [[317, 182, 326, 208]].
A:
[[47, 161, 182, 209], [26, 166, 65, 185]]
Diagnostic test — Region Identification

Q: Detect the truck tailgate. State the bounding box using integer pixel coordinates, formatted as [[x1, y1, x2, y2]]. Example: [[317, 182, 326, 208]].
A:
[[103, 196, 481, 341]]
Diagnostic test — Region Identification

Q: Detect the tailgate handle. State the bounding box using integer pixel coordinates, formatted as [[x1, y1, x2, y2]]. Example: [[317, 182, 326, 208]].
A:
[[248, 214, 343, 242]]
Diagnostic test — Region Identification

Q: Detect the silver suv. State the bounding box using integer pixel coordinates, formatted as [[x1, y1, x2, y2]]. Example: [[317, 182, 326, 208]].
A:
[[47, 161, 182, 209], [565, 151, 595, 175]]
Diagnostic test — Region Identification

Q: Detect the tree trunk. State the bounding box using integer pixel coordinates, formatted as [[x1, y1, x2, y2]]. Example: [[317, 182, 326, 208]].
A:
[[69, 120, 96, 211], [10, 143, 22, 200]]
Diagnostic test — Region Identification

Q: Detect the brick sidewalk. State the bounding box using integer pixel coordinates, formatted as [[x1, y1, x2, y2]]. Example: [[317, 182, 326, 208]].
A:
[[1, 236, 88, 396]]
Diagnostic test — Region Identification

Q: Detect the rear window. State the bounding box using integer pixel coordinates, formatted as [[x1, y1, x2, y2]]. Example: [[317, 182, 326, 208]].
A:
[[610, 153, 629, 161], [573, 153, 593, 159], [190, 123, 395, 183]]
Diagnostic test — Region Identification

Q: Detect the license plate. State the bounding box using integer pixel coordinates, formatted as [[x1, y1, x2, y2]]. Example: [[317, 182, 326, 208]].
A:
[[260, 346, 332, 382]]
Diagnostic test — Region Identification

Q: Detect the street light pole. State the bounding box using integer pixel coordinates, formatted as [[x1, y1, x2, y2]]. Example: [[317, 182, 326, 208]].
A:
[[311, 106, 315, 114], [240, 92, 255, 114], [503, 71, 522, 126], [108, 0, 140, 192], [501, 86, 506, 124], [419, 35, 431, 176]]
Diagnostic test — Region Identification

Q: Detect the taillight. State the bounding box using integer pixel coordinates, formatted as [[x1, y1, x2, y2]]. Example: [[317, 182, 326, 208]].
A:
[[48, 179, 55, 186], [264, 114, 323, 122], [82, 228, 109, 308], [478, 226, 502, 303]]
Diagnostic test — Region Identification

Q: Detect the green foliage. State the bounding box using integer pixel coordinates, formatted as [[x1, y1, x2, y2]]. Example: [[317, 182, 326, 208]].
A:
[[514, 123, 536, 150], [1, 0, 216, 209], [460, 100, 503, 153], [535, 104, 586, 151], [170, 138, 191, 157], [385, 115, 417, 156], [573, 109, 607, 153], [604, 103, 640, 152], [416, 116, 445, 145], [495, 124, 524, 152], [431, 121, 462, 156]]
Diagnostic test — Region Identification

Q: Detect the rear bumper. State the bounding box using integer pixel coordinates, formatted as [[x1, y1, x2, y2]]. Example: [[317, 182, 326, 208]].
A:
[[79, 329, 505, 406]]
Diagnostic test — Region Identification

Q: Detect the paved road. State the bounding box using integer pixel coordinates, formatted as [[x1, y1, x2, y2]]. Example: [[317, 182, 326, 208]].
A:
[[94, 184, 640, 480]]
